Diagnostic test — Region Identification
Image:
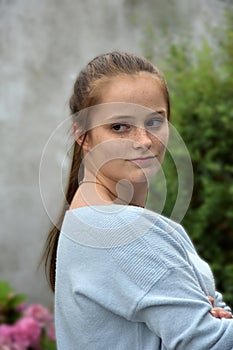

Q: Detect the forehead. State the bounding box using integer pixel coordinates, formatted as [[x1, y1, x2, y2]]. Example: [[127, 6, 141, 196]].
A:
[[98, 73, 167, 111]]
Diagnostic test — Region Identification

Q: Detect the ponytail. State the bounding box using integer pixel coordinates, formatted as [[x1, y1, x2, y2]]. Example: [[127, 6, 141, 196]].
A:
[[44, 142, 83, 291]]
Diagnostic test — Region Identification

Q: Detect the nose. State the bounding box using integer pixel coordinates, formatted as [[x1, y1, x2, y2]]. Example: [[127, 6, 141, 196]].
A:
[[132, 127, 152, 150]]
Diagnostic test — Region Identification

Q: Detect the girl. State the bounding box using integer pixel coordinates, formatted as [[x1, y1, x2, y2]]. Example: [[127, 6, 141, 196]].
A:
[[45, 52, 233, 349]]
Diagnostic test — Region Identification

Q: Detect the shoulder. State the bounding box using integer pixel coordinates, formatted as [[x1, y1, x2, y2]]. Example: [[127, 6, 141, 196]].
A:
[[60, 204, 191, 261], [60, 204, 187, 249], [60, 205, 191, 290]]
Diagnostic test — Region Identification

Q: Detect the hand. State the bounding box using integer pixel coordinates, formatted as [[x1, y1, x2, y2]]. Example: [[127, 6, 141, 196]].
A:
[[208, 296, 232, 319]]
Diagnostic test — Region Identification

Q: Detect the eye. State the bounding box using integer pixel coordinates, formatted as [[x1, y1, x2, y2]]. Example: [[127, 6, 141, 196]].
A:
[[145, 116, 164, 129], [111, 123, 132, 133]]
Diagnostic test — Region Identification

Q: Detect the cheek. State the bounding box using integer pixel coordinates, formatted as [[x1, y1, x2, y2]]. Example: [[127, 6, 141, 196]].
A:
[[151, 124, 169, 151], [85, 139, 132, 171]]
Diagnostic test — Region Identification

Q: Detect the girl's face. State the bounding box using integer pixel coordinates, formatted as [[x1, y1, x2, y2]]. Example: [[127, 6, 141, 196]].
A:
[[79, 74, 169, 184]]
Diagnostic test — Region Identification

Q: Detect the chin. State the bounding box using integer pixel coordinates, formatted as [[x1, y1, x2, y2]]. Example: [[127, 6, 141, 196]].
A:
[[128, 166, 160, 184]]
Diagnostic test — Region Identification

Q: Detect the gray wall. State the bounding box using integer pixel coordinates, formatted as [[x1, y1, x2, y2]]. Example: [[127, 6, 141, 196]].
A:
[[0, 0, 226, 306]]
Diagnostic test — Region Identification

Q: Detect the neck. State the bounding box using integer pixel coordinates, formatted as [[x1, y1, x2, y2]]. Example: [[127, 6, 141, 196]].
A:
[[130, 183, 148, 207], [79, 173, 148, 208]]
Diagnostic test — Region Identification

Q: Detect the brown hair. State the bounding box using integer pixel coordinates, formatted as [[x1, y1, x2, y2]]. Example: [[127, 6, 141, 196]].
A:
[[44, 51, 170, 291]]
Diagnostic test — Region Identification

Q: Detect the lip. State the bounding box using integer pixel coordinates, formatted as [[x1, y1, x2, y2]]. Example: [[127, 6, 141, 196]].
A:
[[128, 156, 156, 167]]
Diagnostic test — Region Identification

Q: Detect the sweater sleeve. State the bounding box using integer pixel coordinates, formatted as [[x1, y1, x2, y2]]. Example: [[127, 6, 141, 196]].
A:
[[132, 265, 233, 350], [214, 291, 232, 313]]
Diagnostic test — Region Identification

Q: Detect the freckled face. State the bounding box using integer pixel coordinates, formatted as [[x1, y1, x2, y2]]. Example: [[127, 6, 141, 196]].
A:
[[82, 74, 169, 184]]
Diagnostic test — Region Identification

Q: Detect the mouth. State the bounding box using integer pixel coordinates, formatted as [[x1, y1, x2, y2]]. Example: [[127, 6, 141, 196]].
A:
[[128, 156, 156, 167]]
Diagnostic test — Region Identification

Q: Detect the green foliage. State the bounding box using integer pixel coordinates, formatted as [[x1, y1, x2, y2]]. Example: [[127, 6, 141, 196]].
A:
[[40, 331, 57, 350], [147, 10, 233, 306], [0, 280, 26, 324]]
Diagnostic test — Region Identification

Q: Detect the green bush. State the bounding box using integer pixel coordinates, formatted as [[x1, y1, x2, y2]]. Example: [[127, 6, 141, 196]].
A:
[[147, 11, 233, 306]]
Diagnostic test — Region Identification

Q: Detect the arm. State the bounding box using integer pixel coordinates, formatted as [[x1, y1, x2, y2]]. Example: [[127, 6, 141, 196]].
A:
[[133, 266, 233, 350]]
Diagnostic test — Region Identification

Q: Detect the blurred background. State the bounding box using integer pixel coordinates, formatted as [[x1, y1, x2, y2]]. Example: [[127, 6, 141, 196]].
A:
[[0, 0, 232, 308]]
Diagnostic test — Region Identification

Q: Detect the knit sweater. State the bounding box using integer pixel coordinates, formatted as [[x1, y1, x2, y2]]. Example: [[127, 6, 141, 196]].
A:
[[55, 204, 233, 349]]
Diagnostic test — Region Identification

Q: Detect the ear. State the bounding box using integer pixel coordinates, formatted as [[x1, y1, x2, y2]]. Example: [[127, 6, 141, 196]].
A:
[[73, 123, 90, 152]]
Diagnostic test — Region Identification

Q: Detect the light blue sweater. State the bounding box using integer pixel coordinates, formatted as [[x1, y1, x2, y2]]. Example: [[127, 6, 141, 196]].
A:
[[55, 205, 233, 349]]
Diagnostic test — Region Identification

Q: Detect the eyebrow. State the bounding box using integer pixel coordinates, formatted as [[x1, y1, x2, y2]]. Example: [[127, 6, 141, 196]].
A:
[[146, 110, 167, 118], [106, 109, 166, 122], [106, 115, 136, 122]]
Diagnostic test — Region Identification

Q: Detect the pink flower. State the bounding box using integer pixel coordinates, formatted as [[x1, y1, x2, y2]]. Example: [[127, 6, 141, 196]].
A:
[[45, 322, 56, 341], [0, 324, 13, 346], [23, 304, 52, 326], [0, 302, 56, 349], [0, 324, 29, 350], [12, 317, 41, 349]]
